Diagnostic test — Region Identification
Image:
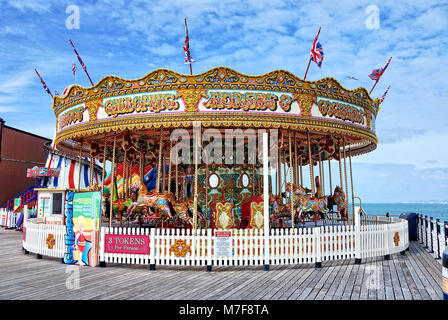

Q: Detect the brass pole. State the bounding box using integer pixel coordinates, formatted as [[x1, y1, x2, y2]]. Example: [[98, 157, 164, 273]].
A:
[[100, 137, 107, 217], [109, 135, 116, 228], [307, 131, 315, 195], [277, 133, 282, 196], [289, 133, 295, 230], [139, 151, 144, 187], [338, 141, 344, 220], [175, 148, 179, 201], [349, 152, 355, 225], [343, 138, 350, 224], [77, 138, 83, 191], [156, 130, 163, 193], [123, 146, 127, 198], [294, 134, 298, 186], [168, 140, 172, 193], [328, 159, 333, 195], [89, 150, 94, 186]]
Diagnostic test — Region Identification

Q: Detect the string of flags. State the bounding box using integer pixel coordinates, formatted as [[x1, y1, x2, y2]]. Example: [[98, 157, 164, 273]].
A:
[[34, 68, 53, 98], [381, 85, 391, 103]]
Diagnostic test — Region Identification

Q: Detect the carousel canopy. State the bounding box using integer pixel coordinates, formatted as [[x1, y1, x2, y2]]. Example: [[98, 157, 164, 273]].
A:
[[51, 67, 381, 161]]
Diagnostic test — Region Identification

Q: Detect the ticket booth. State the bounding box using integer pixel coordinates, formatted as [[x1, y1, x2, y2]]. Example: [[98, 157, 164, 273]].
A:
[[35, 188, 68, 225]]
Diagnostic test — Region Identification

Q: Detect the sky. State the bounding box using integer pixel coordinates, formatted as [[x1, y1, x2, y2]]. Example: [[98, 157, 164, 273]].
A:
[[0, 0, 447, 202]]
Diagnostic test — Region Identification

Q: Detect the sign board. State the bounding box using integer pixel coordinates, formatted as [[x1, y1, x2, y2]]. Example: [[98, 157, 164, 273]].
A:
[[38, 196, 51, 218], [214, 230, 233, 257], [27, 166, 61, 178], [104, 235, 150, 254], [69, 191, 101, 267]]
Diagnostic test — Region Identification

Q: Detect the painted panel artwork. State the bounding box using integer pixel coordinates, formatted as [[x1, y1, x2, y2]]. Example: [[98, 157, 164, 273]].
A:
[[64, 191, 101, 266]]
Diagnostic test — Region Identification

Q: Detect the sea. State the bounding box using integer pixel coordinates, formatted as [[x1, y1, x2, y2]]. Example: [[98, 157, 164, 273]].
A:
[[361, 203, 448, 222]]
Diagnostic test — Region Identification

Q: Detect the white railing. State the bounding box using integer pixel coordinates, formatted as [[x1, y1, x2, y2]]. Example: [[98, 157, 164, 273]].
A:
[[19, 216, 409, 268], [417, 214, 447, 259], [0, 209, 21, 229], [22, 219, 66, 258], [98, 218, 409, 268]]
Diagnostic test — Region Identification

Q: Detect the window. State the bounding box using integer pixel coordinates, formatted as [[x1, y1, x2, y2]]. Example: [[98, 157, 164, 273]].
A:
[[52, 193, 62, 215]]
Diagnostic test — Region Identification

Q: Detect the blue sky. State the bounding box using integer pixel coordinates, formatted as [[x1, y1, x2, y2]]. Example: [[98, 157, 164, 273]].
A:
[[0, 0, 447, 202]]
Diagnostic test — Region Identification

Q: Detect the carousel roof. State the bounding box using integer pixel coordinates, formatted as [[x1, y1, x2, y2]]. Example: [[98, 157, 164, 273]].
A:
[[51, 67, 382, 158]]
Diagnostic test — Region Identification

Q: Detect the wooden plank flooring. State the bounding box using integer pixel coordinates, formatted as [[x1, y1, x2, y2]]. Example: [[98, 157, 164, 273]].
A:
[[0, 228, 443, 300]]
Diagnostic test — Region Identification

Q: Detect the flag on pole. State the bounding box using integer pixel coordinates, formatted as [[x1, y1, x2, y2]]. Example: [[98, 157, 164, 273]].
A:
[[69, 39, 94, 86], [72, 62, 77, 75], [55, 90, 60, 96], [381, 85, 391, 103], [368, 57, 392, 94], [70, 40, 86, 72], [34, 69, 53, 97], [369, 57, 392, 81], [183, 19, 195, 64], [310, 29, 324, 68]]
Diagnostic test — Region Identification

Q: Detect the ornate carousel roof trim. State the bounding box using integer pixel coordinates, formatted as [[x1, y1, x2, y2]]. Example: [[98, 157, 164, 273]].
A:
[[52, 67, 382, 116]]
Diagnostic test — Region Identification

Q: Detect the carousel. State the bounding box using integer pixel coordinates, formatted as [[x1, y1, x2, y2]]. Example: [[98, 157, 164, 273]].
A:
[[20, 66, 408, 270], [52, 67, 379, 231]]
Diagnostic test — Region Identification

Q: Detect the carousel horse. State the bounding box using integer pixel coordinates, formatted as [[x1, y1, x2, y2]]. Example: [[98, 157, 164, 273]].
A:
[[174, 198, 207, 227], [285, 183, 329, 221], [126, 184, 176, 222], [268, 195, 292, 227], [85, 183, 100, 191], [331, 186, 347, 220]]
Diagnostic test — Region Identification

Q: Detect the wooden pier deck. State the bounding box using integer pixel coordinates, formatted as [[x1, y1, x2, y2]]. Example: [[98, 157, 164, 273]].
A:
[[0, 228, 442, 300]]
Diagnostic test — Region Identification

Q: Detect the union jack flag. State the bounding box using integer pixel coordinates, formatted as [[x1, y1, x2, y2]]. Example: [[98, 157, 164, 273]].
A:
[[381, 85, 391, 102], [368, 68, 383, 81], [183, 20, 195, 64], [34, 69, 52, 96], [72, 62, 77, 75], [55, 90, 59, 96], [369, 57, 392, 81], [310, 30, 324, 68]]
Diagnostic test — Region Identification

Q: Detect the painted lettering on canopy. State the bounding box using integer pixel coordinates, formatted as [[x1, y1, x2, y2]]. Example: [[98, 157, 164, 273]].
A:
[[104, 93, 179, 117], [317, 98, 365, 125], [202, 91, 294, 112], [59, 105, 86, 130]]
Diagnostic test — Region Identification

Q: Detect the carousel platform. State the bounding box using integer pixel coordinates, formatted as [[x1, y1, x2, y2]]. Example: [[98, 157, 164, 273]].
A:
[[0, 228, 442, 300]]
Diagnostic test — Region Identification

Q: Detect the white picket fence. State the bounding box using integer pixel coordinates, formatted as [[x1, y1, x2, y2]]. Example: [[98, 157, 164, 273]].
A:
[[0, 209, 21, 228], [98, 218, 409, 268], [19, 215, 409, 268], [22, 219, 66, 258]]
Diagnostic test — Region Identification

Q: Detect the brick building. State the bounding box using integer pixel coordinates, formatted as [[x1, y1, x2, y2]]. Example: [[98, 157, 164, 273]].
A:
[[0, 118, 51, 206]]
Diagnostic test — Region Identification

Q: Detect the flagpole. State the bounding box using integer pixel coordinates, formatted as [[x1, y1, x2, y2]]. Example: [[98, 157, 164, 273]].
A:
[[34, 68, 53, 98], [304, 27, 321, 80], [185, 18, 193, 75], [369, 79, 379, 95], [303, 60, 311, 81], [69, 39, 94, 86], [369, 57, 392, 95]]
